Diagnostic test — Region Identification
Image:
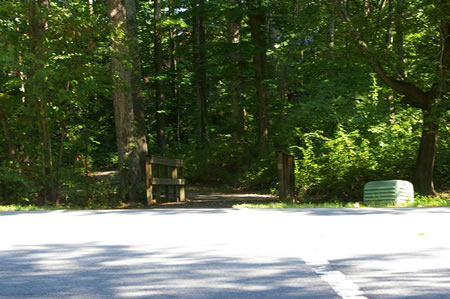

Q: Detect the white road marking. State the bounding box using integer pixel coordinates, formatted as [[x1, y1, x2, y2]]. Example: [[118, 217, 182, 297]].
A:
[[304, 257, 368, 299]]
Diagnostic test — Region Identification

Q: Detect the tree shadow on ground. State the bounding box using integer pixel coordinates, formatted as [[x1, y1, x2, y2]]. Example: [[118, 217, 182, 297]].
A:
[[152, 190, 278, 209], [330, 249, 450, 298], [0, 243, 337, 298]]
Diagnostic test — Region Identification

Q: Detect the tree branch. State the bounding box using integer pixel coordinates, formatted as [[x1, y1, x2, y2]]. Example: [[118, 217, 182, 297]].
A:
[[331, 0, 429, 109], [430, 4, 450, 101]]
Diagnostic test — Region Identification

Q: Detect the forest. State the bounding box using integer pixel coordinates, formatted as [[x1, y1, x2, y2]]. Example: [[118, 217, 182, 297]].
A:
[[0, 0, 448, 208]]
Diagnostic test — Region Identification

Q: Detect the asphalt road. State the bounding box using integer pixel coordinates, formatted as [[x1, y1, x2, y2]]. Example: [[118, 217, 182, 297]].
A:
[[1, 208, 449, 298]]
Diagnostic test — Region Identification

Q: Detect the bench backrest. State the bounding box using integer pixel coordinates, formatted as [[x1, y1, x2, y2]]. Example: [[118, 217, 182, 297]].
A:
[[146, 156, 185, 204]]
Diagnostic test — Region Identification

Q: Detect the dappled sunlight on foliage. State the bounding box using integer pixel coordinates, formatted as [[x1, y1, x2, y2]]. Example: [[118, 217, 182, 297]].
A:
[[0, 0, 448, 206]]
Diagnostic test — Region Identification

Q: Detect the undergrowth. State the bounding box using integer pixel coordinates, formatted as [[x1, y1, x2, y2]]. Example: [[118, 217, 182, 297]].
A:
[[233, 194, 450, 209]]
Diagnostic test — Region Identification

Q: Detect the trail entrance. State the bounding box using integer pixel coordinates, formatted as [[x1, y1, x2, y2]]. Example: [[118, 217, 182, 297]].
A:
[[154, 187, 278, 209]]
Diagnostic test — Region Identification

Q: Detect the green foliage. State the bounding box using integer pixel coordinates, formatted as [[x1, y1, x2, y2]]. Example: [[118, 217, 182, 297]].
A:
[[57, 169, 119, 209], [0, 0, 448, 207], [0, 205, 62, 212], [0, 1, 113, 205], [291, 102, 422, 201], [233, 194, 449, 209], [233, 202, 352, 209], [412, 194, 450, 207], [0, 165, 40, 205]]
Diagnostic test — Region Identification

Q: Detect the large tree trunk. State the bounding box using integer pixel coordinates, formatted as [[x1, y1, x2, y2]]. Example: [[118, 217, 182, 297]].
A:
[[107, 0, 148, 203], [125, 0, 148, 185], [154, 0, 166, 150], [228, 0, 244, 144], [192, 0, 209, 144], [414, 107, 438, 195], [248, 0, 269, 155]]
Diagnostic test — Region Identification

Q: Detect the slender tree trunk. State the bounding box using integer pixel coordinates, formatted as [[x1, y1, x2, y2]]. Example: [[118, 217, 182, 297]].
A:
[[228, 0, 244, 143], [0, 107, 18, 167], [328, 3, 335, 57], [364, 0, 370, 16], [385, 0, 394, 49], [88, 0, 94, 14], [248, 0, 269, 155], [35, 99, 53, 205], [107, 0, 148, 203], [83, 114, 90, 206], [385, 0, 396, 123], [28, 0, 57, 205], [192, 0, 209, 144], [168, 1, 180, 145], [55, 116, 67, 205], [154, 0, 166, 150], [393, 0, 406, 77]]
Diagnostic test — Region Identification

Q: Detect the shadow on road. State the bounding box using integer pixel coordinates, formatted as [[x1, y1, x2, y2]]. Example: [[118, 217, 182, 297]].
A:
[[0, 243, 337, 298], [1, 243, 449, 298], [331, 250, 450, 298]]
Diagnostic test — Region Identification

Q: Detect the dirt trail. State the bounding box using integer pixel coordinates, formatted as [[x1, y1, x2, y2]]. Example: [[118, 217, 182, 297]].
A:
[[153, 189, 278, 209], [91, 171, 278, 208]]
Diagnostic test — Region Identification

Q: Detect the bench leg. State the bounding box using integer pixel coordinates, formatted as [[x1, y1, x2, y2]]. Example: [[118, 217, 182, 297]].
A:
[[179, 185, 185, 202], [147, 184, 154, 205]]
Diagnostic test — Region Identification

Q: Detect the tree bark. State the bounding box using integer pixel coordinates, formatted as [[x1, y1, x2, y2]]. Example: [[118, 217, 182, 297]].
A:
[[393, 0, 405, 69], [385, 0, 394, 49], [0, 107, 20, 169], [38, 100, 55, 204], [415, 106, 438, 195], [168, 0, 180, 145], [248, 0, 269, 155], [28, 0, 57, 205], [154, 0, 166, 150], [192, 0, 209, 144], [125, 0, 148, 185], [328, 3, 336, 57], [107, 0, 148, 203], [227, 0, 244, 143], [88, 0, 94, 14]]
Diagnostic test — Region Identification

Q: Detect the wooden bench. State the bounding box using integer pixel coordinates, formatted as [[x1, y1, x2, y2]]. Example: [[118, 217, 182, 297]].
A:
[[146, 156, 185, 204]]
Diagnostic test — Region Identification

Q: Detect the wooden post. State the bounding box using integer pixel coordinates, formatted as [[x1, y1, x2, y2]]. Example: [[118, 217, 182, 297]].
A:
[[146, 157, 155, 204], [179, 166, 185, 202], [278, 151, 295, 202], [288, 154, 295, 201], [172, 166, 178, 201], [164, 165, 170, 202], [154, 164, 161, 202]]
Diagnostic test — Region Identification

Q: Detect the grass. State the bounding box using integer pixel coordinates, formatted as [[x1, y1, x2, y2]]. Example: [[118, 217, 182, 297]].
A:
[[0, 202, 146, 212], [0, 204, 63, 211], [1, 193, 448, 211], [233, 194, 450, 209]]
